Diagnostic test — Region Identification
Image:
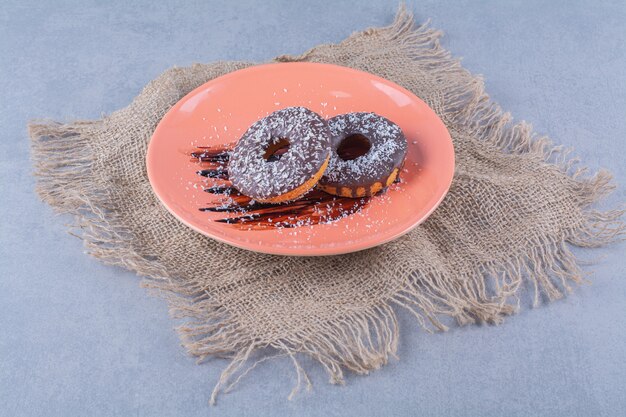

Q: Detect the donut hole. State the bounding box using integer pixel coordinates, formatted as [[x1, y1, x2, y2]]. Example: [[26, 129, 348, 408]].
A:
[[337, 134, 372, 161], [263, 138, 291, 162]]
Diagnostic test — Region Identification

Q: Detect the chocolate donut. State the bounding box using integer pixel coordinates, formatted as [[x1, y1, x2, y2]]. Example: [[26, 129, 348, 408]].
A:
[[228, 107, 332, 203], [318, 112, 407, 198]]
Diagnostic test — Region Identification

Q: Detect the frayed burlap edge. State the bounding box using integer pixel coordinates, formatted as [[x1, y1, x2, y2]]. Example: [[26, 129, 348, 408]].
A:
[[29, 6, 624, 405]]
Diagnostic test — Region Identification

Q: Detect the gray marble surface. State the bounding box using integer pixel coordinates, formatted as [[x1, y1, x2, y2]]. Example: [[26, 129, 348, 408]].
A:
[[1, 1, 624, 416]]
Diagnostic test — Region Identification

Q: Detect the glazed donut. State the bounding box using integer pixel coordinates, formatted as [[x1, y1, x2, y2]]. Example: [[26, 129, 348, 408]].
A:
[[318, 112, 407, 198], [228, 107, 332, 203]]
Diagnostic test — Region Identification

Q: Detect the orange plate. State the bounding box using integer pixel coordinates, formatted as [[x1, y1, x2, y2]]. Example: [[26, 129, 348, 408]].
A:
[[147, 63, 455, 256]]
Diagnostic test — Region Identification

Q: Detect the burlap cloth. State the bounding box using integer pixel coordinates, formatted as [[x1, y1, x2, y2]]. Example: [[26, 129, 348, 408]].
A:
[[29, 7, 624, 404]]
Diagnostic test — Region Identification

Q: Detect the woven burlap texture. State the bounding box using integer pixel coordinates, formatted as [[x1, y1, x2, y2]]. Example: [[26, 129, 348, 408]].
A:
[[29, 8, 624, 404]]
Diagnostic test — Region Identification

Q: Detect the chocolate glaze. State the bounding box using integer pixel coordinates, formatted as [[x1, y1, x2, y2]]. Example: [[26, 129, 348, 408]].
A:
[[319, 112, 407, 191], [190, 145, 370, 230], [228, 107, 332, 201], [197, 168, 228, 179], [191, 147, 230, 162], [203, 187, 366, 230]]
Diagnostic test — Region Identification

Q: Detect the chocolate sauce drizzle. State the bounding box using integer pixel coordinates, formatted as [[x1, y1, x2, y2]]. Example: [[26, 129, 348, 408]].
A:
[[190, 146, 370, 230]]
